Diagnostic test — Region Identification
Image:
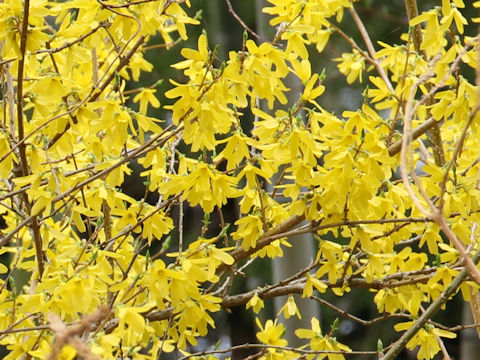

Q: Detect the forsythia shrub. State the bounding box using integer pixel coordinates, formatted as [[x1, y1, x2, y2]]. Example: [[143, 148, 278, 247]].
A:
[[0, 0, 479, 359]]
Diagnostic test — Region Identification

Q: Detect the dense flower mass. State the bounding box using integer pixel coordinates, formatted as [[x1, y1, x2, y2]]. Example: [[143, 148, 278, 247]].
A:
[[0, 0, 479, 359]]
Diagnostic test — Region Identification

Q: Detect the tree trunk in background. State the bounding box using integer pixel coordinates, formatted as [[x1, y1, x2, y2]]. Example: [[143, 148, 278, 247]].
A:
[[271, 226, 319, 347], [461, 298, 480, 359], [255, 0, 320, 347]]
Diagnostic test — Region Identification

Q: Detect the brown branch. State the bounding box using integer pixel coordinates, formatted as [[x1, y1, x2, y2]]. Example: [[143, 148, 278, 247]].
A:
[[311, 295, 410, 327], [387, 117, 436, 156], [142, 39, 180, 51], [16, 0, 44, 279], [16, 0, 29, 178], [386, 32, 411, 146], [0, 324, 50, 336], [440, 321, 480, 332], [0, 58, 16, 66], [47, 306, 109, 360], [0, 215, 34, 247], [225, 0, 261, 40], [243, 215, 438, 246], [221, 267, 438, 309], [97, 0, 158, 8], [348, 6, 394, 93], [178, 343, 377, 360], [404, 0, 423, 56], [330, 23, 376, 67], [36, 22, 111, 54], [255, 176, 269, 233], [330, 20, 396, 99]]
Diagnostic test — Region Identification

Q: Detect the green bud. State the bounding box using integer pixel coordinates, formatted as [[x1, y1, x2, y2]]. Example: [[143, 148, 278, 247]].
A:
[[218, 223, 231, 238], [162, 235, 172, 251]]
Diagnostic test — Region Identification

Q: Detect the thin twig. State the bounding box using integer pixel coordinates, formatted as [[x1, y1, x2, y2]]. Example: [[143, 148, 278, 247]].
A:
[[36, 22, 111, 54], [311, 295, 410, 326], [348, 6, 394, 93], [178, 343, 377, 360], [225, 0, 261, 40]]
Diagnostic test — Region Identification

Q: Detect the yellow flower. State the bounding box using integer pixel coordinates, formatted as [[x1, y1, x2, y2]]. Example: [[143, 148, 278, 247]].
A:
[[161, 163, 239, 213], [335, 50, 365, 84], [214, 132, 251, 171], [133, 88, 160, 115], [278, 296, 302, 319], [295, 318, 351, 360], [58, 345, 76, 360], [302, 273, 327, 298], [232, 215, 264, 250], [256, 318, 288, 346], [246, 293, 264, 313], [301, 73, 325, 108], [394, 322, 456, 360]]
